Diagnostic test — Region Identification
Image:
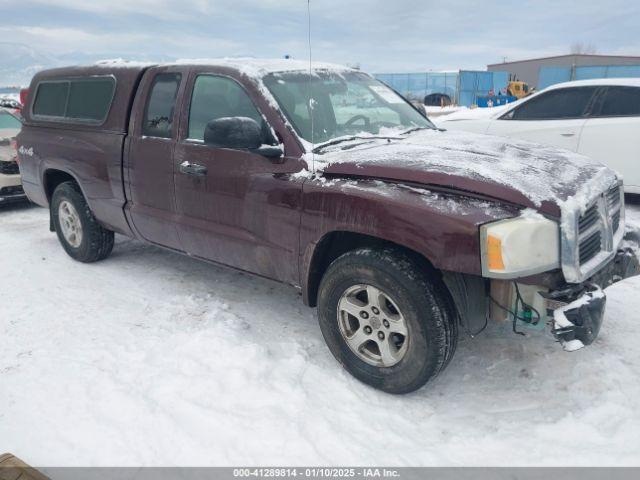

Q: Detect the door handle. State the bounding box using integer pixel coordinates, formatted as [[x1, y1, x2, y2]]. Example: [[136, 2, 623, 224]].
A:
[[560, 132, 576, 137], [179, 161, 207, 177]]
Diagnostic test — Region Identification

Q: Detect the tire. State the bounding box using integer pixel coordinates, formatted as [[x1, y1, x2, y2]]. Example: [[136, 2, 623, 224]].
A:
[[317, 248, 458, 394], [51, 181, 114, 263]]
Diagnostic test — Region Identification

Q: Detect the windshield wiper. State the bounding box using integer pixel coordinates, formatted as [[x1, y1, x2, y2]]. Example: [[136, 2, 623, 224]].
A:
[[312, 135, 401, 153], [400, 126, 433, 135]]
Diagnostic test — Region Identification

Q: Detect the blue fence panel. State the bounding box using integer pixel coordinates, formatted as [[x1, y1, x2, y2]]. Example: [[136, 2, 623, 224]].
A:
[[540, 65, 640, 89], [425, 72, 458, 100], [538, 67, 572, 89], [575, 66, 608, 80], [407, 73, 427, 99], [457, 71, 476, 91], [375, 70, 508, 106], [604, 65, 640, 78], [492, 71, 510, 93], [476, 72, 494, 91], [458, 71, 479, 107], [458, 70, 509, 106], [375, 72, 460, 102], [375, 73, 394, 85]]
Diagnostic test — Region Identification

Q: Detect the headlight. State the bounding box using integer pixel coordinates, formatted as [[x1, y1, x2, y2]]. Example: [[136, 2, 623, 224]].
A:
[[480, 212, 560, 278]]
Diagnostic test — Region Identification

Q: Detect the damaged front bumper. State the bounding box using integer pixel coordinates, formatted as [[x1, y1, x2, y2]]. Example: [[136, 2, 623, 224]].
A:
[[544, 247, 640, 351]]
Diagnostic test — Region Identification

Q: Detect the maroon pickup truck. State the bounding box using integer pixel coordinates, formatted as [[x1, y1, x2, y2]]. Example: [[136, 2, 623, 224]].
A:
[[16, 59, 639, 393]]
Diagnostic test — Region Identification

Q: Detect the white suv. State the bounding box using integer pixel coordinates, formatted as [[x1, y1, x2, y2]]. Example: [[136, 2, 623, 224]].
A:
[[0, 108, 24, 203], [437, 78, 640, 194]]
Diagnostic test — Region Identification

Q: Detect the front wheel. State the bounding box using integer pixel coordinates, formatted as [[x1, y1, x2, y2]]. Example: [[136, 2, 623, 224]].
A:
[[51, 181, 114, 263], [317, 248, 458, 394]]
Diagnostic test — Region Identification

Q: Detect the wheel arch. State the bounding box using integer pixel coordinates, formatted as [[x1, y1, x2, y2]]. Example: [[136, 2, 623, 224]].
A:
[[43, 168, 83, 203], [43, 169, 89, 232], [303, 230, 442, 308]]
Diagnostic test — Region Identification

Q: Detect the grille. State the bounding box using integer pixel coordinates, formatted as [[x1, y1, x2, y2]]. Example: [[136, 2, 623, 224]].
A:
[[607, 185, 622, 233], [612, 211, 621, 232], [0, 161, 19, 175], [572, 183, 624, 274], [579, 231, 601, 264], [578, 204, 599, 232]]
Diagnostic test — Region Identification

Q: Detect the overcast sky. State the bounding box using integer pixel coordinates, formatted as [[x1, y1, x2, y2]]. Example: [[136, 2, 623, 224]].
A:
[[1, 0, 639, 73]]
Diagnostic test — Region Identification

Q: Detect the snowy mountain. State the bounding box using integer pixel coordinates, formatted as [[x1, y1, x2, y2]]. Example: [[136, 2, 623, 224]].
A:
[[0, 42, 169, 87], [0, 42, 62, 87], [0, 43, 150, 87]]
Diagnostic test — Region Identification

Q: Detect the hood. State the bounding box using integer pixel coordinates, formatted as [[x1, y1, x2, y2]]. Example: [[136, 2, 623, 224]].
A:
[[317, 129, 617, 218]]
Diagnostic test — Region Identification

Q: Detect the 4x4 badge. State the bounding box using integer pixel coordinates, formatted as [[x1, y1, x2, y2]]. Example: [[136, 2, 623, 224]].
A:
[[18, 145, 34, 157]]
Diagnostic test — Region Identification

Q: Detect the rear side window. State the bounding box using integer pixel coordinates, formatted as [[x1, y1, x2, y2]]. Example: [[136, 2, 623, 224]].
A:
[[507, 87, 597, 120], [142, 73, 181, 138], [66, 79, 115, 121], [33, 82, 69, 117], [595, 87, 640, 117], [32, 77, 115, 123]]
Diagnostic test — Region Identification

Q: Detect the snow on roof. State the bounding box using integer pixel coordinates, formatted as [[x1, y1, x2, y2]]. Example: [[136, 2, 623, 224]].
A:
[[174, 57, 355, 77], [545, 77, 640, 90], [90, 57, 356, 78], [94, 59, 156, 69]]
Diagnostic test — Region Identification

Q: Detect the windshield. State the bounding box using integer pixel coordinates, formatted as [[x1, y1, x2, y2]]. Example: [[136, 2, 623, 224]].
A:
[[263, 70, 434, 145]]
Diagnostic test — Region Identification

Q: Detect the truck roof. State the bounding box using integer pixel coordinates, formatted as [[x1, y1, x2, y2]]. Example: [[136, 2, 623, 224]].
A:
[[171, 57, 354, 77], [37, 58, 356, 80]]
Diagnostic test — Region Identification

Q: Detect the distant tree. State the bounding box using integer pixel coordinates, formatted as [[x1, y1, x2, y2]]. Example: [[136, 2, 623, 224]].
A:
[[570, 42, 598, 55]]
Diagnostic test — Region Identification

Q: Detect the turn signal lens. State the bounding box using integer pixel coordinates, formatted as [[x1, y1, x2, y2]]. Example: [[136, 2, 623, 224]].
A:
[[487, 235, 505, 271]]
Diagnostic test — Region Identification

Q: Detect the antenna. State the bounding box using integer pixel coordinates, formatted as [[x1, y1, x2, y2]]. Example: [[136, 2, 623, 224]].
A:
[[307, 0, 315, 172]]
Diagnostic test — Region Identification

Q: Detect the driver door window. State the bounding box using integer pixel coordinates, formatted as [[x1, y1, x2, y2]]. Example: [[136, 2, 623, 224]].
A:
[[187, 75, 266, 141]]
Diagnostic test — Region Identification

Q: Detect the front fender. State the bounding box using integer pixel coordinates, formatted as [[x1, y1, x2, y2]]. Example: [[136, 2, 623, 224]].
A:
[[299, 177, 519, 299]]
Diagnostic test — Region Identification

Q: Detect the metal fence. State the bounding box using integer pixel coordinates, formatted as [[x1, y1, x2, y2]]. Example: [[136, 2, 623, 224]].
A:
[[539, 65, 640, 89], [374, 72, 459, 103], [374, 70, 509, 107], [458, 70, 509, 107]]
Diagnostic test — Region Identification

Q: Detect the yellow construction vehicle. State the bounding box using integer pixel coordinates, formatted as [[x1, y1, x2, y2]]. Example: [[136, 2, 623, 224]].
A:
[[506, 81, 531, 99]]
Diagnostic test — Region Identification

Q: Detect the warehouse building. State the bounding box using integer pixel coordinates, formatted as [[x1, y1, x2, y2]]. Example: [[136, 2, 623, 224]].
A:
[[487, 54, 640, 89]]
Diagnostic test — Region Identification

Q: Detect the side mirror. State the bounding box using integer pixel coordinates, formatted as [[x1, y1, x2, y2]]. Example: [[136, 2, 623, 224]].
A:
[[204, 116, 263, 150], [203, 116, 284, 160]]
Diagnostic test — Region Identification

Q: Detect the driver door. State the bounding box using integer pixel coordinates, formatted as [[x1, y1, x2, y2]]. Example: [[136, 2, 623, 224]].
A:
[[173, 72, 303, 284]]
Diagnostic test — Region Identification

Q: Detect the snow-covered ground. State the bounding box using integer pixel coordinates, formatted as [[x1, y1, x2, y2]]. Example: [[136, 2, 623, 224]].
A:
[[1, 201, 640, 467]]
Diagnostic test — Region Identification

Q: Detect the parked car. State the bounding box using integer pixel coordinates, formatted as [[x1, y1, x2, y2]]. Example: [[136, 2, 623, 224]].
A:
[[0, 107, 25, 203], [16, 60, 639, 393], [437, 78, 640, 194], [0, 97, 21, 109]]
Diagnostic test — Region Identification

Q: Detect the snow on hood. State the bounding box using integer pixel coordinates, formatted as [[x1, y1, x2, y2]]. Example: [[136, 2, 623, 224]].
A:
[[316, 129, 618, 218]]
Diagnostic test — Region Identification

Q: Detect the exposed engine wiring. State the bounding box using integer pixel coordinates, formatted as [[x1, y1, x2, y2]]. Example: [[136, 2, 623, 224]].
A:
[[489, 282, 542, 336]]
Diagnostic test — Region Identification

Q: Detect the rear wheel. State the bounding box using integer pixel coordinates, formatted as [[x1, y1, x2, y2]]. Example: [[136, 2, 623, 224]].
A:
[[51, 181, 114, 262], [317, 248, 458, 394]]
